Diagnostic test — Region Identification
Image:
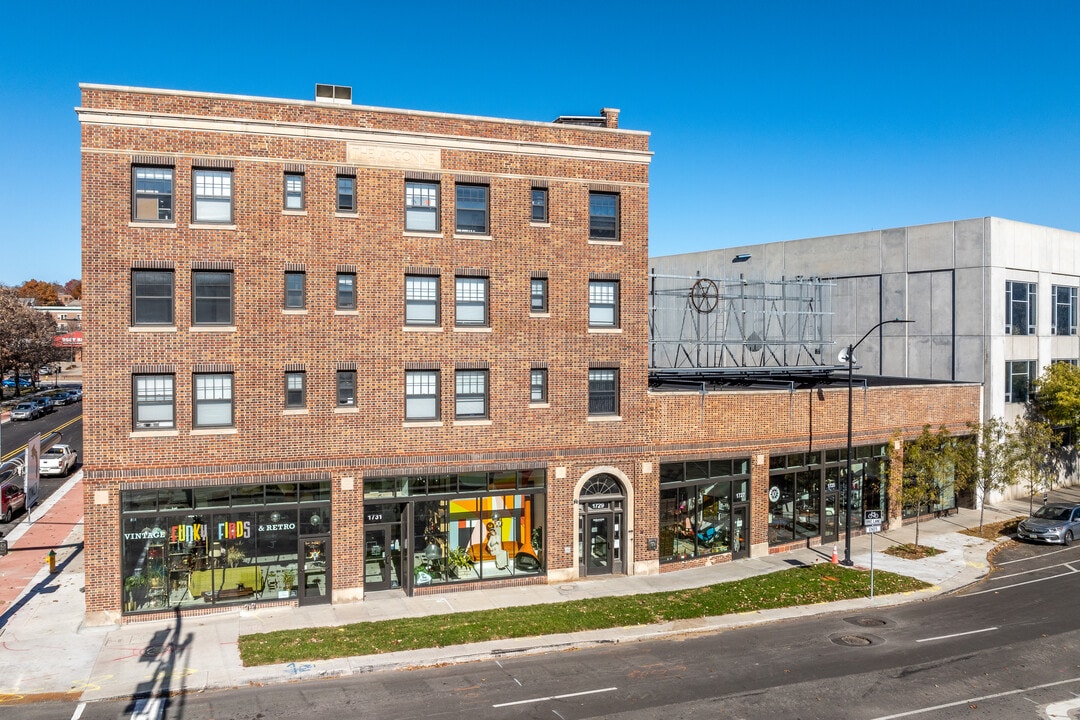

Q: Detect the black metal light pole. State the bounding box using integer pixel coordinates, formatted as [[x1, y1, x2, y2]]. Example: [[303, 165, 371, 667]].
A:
[[843, 318, 913, 566]]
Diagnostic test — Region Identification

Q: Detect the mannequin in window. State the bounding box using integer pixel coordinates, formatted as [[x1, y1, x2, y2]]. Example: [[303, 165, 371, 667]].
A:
[[486, 521, 508, 569]]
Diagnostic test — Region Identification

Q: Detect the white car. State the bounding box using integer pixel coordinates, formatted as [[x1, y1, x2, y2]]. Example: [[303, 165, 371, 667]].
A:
[[39, 444, 77, 477]]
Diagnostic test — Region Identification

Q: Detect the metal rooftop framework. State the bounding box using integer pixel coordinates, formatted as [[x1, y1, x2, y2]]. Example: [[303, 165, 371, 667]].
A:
[[649, 272, 835, 371]]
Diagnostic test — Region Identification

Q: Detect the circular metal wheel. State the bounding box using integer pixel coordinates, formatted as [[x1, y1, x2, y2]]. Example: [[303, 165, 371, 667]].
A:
[[690, 278, 720, 313]]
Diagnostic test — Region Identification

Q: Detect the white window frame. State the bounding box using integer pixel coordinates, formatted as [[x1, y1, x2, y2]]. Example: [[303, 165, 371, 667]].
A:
[[405, 181, 439, 231], [405, 275, 439, 325], [1005, 360, 1037, 403], [455, 369, 489, 419], [194, 373, 234, 428], [588, 280, 619, 327], [133, 374, 175, 429], [193, 169, 233, 223], [455, 277, 489, 327], [1005, 280, 1037, 335], [132, 166, 174, 222], [405, 370, 439, 421], [1052, 285, 1077, 336]]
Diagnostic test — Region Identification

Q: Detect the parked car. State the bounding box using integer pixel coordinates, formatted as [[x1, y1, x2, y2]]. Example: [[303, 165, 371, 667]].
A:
[[39, 444, 78, 477], [0, 482, 26, 523], [1016, 502, 1080, 545], [1, 377, 32, 388], [49, 391, 73, 406], [31, 397, 54, 414], [66, 386, 82, 401], [10, 402, 42, 421]]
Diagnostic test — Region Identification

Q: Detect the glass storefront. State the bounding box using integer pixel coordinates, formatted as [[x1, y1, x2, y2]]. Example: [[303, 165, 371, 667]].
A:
[[364, 468, 546, 591], [120, 481, 331, 613], [659, 458, 750, 563]]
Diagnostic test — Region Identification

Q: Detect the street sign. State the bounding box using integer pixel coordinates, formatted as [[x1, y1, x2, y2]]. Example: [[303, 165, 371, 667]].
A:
[[864, 509, 883, 534], [866, 523, 882, 533]]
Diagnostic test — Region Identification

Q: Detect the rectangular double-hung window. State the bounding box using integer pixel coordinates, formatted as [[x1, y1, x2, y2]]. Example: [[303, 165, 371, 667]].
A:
[[588, 192, 618, 240], [1053, 285, 1077, 336], [337, 272, 357, 310], [531, 276, 548, 313], [455, 184, 489, 234], [405, 370, 439, 421], [455, 369, 488, 419], [131, 270, 174, 325], [285, 372, 306, 408], [194, 373, 233, 428], [284, 271, 305, 309], [192, 271, 233, 325], [133, 374, 174, 429], [284, 173, 305, 210], [193, 169, 233, 223], [337, 175, 356, 212], [456, 276, 488, 326], [588, 368, 618, 415], [589, 280, 619, 327], [531, 188, 548, 223], [530, 368, 548, 403], [405, 181, 439, 231], [405, 275, 439, 325], [1006, 280, 1037, 335], [337, 370, 356, 407], [132, 166, 174, 221]]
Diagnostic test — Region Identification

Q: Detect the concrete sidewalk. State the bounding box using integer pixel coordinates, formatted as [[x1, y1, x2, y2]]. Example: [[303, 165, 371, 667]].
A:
[[0, 468, 1052, 706]]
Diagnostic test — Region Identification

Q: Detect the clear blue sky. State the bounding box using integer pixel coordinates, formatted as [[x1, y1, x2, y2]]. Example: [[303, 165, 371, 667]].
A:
[[2, 1, 1078, 286]]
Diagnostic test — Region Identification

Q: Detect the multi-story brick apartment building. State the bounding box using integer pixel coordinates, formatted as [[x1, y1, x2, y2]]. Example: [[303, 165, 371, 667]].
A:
[[78, 83, 980, 624]]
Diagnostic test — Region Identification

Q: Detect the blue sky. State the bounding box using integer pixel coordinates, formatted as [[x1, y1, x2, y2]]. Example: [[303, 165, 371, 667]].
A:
[[2, 1, 1078, 286]]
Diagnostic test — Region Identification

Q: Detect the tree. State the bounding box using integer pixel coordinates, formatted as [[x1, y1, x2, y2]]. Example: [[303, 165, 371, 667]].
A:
[[0, 287, 60, 399], [1030, 361, 1080, 438], [63, 279, 82, 300], [900, 425, 963, 549], [957, 417, 1019, 532], [1010, 416, 1060, 515], [17, 279, 60, 307]]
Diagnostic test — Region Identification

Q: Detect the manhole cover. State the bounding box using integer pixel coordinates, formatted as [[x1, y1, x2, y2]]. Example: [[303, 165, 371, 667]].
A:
[[828, 632, 883, 647], [845, 616, 888, 627]]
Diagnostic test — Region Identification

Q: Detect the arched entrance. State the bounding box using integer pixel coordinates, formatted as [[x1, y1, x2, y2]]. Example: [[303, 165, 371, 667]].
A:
[[577, 473, 626, 576]]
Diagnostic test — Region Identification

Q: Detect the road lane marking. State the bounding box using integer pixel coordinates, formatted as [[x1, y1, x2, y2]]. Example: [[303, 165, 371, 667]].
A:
[[493, 687, 618, 708], [871, 675, 1080, 719], [70, 703, 86, 720], [1044, 697, 1080, 719], [1, 413, 82, 461], [964, 568, 1078, 596], [915, 626, 997, 643]]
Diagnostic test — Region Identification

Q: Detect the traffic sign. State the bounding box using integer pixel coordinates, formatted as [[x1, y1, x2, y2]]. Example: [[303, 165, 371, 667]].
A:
[[865, 509, 883, 533]]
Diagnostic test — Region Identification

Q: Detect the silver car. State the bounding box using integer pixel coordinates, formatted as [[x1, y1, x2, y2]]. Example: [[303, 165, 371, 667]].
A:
[[1016, 503, 1080, 545]]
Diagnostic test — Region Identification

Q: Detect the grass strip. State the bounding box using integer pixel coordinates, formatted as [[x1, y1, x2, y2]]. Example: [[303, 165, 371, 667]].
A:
[[238, 564, 928, 666]]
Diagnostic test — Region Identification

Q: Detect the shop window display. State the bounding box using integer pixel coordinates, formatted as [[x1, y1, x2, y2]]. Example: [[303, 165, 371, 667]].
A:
[[659, 459, 749, 563]]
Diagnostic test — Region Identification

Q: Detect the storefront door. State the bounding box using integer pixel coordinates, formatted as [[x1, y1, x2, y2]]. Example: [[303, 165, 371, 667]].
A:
[[587, 515, 612, 574], [731, 504, 749, 559], [363, 526, 396, 591], [822, 492, 839, 543], [298, 537, 330, 605]]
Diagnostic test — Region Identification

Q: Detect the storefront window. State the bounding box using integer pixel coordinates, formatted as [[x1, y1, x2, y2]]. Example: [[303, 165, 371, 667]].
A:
[[659, 458, 750, 563]]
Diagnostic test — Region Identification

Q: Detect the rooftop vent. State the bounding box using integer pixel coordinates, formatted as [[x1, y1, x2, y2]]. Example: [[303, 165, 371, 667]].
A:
[[315, 84, 352, 105], [553, 108, 619, 128]]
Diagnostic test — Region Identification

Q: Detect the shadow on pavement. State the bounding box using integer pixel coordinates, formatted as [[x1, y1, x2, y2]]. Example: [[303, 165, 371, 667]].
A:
[[0, 542, 83, 630]]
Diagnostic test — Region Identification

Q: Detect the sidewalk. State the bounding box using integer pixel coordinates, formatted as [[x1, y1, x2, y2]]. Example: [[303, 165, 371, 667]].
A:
[[0, 471, 1049, 705]]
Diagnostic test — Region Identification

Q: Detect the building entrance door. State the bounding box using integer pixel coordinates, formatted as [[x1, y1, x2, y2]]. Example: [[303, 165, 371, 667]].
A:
[[822, 492, 839, 544], [577, 473, 626, 577], [363, 525, 402, 592], [298, 536, 331, 605], [731, 504, 749, 559]]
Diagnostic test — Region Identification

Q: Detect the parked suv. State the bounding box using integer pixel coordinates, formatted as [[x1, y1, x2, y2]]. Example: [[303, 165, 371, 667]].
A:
[[32, 397, 54, 414], [10, 402, 42, 421], [1, 482, 27, 523]]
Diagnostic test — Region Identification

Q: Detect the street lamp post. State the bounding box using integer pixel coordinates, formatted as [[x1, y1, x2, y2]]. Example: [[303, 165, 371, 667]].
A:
[[842, 318, 913, 566]]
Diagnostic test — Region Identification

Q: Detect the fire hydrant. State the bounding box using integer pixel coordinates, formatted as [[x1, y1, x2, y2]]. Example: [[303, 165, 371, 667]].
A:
[[46, 549, 56, 573]]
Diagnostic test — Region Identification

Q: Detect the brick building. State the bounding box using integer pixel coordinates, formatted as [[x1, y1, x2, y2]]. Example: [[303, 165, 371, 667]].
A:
[[78, 84, 979, 624]]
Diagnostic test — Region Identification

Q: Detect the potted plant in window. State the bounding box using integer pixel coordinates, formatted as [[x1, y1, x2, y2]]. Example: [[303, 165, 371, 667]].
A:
[[124, 573, 148, 610], [445, 546, 475, 578]]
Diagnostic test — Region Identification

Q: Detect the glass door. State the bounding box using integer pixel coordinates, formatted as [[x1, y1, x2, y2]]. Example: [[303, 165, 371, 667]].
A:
[[731, 504, 749, 559], [364, 527, 391, 591], [298, 537, 330, 605], [822, 493, 839, 543], [587, 515, 612, 574]]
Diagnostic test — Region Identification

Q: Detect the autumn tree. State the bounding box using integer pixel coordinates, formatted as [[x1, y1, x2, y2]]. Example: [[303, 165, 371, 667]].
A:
[[900, 425, 964, 549], [1010, 416, 1060, 515], [17, 278, 60, 306], [63, 279, 82, 300]]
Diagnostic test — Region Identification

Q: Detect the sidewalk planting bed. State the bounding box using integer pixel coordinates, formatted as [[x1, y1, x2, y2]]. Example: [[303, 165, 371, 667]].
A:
[[238, 563, 929, 666]]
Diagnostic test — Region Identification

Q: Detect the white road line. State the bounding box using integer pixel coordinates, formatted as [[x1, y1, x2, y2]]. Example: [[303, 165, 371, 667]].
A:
[[871, 675, 1080, 719], [915, 626, 998, 643], [992, 559, 1079, 580], [70, 703, 86, 720], [995, 546, 1078, 565], [1044, 696, 1080, 719], [965, 570, 1078, 596], [493, 687, 618, 708]]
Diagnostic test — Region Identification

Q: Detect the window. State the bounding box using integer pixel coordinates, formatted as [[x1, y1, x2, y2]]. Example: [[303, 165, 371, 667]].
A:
[[132, 167, 173, 221], [337, 272, 356, 310], [284, 173, 305, 210], [1005, 360, 1037, 403], [405, 370, 439, 421], [455, 369, 488, 419], [133, 374, 174, 429], [285, 372, 306, 408], [192, 271, 233, 325], [531, 188, 548, 223], [530, 368, 548, 403], [456, 277, 488, 326], [1006, 280, 1037, 335], [588, 192, 618, 240], [1053, 285, 1077, 336], [405, 275, 439, 325], [337, 370, 356, 407], [531, 278, 548, 313], [284, 272, 305, 309], [588, 368, 618, 415], [193, 169, 233, 223], [405, 181, 439, 231], [337, 175, 356, 212], [131, 270, 174, 325], [589, 280, 619, 327], [456, 184, 489, 234], [194, 373, 233, 428]]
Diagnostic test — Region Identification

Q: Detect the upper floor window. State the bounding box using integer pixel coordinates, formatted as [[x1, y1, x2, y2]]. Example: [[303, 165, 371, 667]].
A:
[[193, 169, 233, 223], [194, 373, 234, 428], [1053, 285, 1077, 336], [456, 184, 489, 234], [131, 269, 174, 325], [405, 275, 439, 325], [132, 167, 174, 222], [405, 370, 439, 421], [588, 280, 619, 327], [192, 271, 233, 325], [284, 173, 305, 210], [588, 368, 619, 415], [285, 371, 306, 408], [405, 181, 439, 231], [588, 192, 619, 240], [284, 271, 305, 309], [531, 188, 548, 223], [337, 175, 356, 212], [455, 369, 489, 419], [531, 277, 548, 313], [1005, 360, 1037, 403], [456, 276, 488, 326], [133, 374, 174, 429], [1006, 280, 1036, 335], [337, 272, 357, 310], [530, 368, 548, 403], [337, 370, 356, 407]]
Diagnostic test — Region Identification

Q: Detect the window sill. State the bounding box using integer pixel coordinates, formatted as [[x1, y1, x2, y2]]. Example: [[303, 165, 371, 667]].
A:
[[129, 325, 177, 333], [588, 327, 623, 334], [529, 222, 551, 228], [190, 325, 237, 332], [454, 419, 492, 426], [403, 420, 443, 427], [403, 325, 443, 332], [453, 233, 492, 241], [588, 239, 622, 246], [189, 223, 238, 230], [282, 209, 308, 216], [587, 415, 623, 422], [129, 429, 179, 438], [129, 221, 177, 229], [334, 406, 359, 414], [403, 230, 443, 238], [334, 310, 360, 316], [190, 427, 238, 435], [529, 312, 551, 319], [282, 408, 309, 415], [334, 212, 359, 218], [528, 402, 550, 409], [282, 309, 308, 315], [453, 326, 492, 333]]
